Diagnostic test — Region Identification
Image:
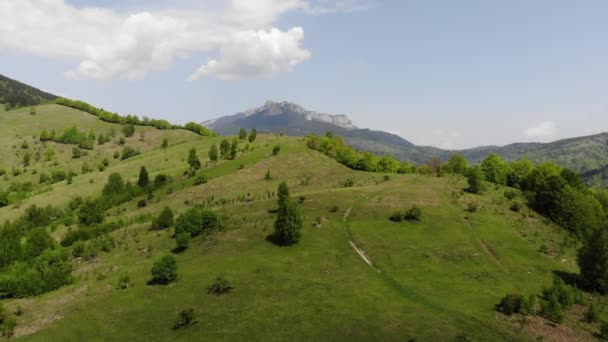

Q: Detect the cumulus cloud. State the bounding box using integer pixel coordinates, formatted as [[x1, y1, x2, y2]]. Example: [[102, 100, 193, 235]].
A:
[[0, 0, 357, 80], [189, 27, 311, 81], [524, 121, 557, 141]]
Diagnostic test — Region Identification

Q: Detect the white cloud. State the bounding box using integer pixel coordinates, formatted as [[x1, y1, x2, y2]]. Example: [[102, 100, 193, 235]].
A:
[[188, 27, 311, 81], [524, 121, 557, 141], [0, 0, 360, 80]]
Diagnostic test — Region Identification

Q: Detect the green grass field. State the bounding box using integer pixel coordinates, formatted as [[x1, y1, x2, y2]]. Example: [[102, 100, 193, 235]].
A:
[[0, 104, 597, 341]]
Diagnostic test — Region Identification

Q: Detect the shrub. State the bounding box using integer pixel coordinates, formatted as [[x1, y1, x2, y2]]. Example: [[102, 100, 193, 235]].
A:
[[585, 304, 599, 323], [121, 147, 140, 160], [465, 201, 479, 213], [343, 178, 355, 188], [265, 170, 272, 181], [467, 166, 485, 194], [601, 321, 608, 339], [496, 293, 523, 315], [151, 207, 174, 230], [389, 211, 403, 222], [71, 241, 86, 258], [540, 293, 565, 324], [175, 233, 191, 252], [504, 190, 518, 200], [118, 273, 131, 290], [194, 174, 208, 185], [137, 199, 147, 208], [207, 275, 233, 295], [272, 145, 281, 155], [151, 255, 178, 284], [510, 201, 523, 212], [404, 205, 422, 221], [175, 207, 221, 237], [173, 309, 195, 330]]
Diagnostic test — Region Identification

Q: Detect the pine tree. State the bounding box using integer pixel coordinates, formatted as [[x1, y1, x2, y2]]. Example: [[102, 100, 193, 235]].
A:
[[220, 139, 230, 159], [230, 139, 238, 159], [138, 166, 150, 188], [274, 182, 302, 245], [208, 144, 218, 162], [239, 128, 248, 141], [248, 129, 257, 143], [187, 148, 201, 170]]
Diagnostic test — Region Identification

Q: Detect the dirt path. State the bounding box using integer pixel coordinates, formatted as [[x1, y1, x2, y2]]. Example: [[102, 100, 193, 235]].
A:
[[343, 207, 381, 273]]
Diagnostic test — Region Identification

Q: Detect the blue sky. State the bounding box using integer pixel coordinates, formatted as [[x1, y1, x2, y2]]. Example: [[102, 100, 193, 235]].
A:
[[1, 0, 607, 149]]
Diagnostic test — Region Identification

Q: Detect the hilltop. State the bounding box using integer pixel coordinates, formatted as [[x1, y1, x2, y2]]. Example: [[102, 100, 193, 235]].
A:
[[0, 74, 57, 110], [0, 102, 606, 341], [208, 101, 608, 186]]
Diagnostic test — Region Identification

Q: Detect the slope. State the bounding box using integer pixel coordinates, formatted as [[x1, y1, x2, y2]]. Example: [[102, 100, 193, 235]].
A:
[[0, 74, 58, 110], [0, 105, 595, 340]]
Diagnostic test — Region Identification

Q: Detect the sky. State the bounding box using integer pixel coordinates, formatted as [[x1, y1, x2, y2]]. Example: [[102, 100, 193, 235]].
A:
[[1, 0, 607, 149]]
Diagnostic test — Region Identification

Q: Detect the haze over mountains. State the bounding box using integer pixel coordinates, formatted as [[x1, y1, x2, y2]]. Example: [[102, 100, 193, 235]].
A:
[[206, 100, 608, 185]]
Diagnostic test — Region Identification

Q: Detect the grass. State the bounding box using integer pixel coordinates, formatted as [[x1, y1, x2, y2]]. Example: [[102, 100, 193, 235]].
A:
[[0, 104, 595, 340]]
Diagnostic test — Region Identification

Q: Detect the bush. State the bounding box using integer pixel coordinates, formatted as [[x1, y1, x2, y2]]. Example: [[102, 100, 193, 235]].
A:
[[173, 309, 195, 330], [71, 241, 86, 258], [540, 293, 565, 324], [151, 255, 178, 284], [175, 233, 191, 252], [121, 147, 140, 160], [207, 275, 233, 295], [585, 304, 599, 323], [389, 211, 403, 222], [118, 273, 131, 290], [194, 174, 208, 185], [151, 207, 174, 230], [175, 207, 221, 237], [496, 293, 523, 315], [601, 321, 608, 339], [504, 190, 518, 200], [404, 205, 422, 221], [510, 201, 523, 212], [272, 145, 281, 155]]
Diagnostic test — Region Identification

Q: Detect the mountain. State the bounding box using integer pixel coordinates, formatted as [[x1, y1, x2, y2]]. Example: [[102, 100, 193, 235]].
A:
[[205, 101, 608, 186], [205, 100, 423, 158], [0, 73, 58, 110]]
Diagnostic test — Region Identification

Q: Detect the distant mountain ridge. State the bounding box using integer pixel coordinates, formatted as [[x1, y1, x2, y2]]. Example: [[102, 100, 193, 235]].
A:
[[206, 101, 608, 187], [0, 73, 58, 110]]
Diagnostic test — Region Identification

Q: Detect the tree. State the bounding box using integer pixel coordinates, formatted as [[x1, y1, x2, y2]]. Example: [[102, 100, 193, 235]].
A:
[[230, 138, 238, 159], [445, 154, 468, 174], [239, 128, 248, 141], [138, 166, 149, 188], [151, 207, 174, 230], [481, 154, 509, 185], [507, 159, 533, 188], [467, 166, 485, 194], [187, 148, 201, 170], [24, 228, 55, 259], [377, 155, 399, 173], [273, 182, 302, 246], [175, 207, 221, 237], [78, 200, 105, 226], [248, 129, 257, 143], [208, 144, 218, 163], [0, 227, 22, 267], [122, 124, 135, 137], [161, 137, 169, 149], [220, 139, 230, 159], [577, 227, 608, 294], [151, 255, 178, 284], [102, 173, 125, 197]]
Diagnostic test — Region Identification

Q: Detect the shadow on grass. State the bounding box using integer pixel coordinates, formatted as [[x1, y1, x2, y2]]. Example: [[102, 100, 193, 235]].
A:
[[265, 233, 283, 246], [552, 270, 582, 288], [171, 246, 187, 254], [146, 278, 175, 286]]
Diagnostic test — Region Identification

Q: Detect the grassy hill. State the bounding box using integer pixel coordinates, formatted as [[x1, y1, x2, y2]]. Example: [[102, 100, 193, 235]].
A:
[[0, 74, 57, 110], [0, 104, 604, 341]]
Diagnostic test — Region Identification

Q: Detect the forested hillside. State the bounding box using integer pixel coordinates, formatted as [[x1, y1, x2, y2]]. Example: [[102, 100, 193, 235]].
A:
[[0, 74, 57, 110]]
